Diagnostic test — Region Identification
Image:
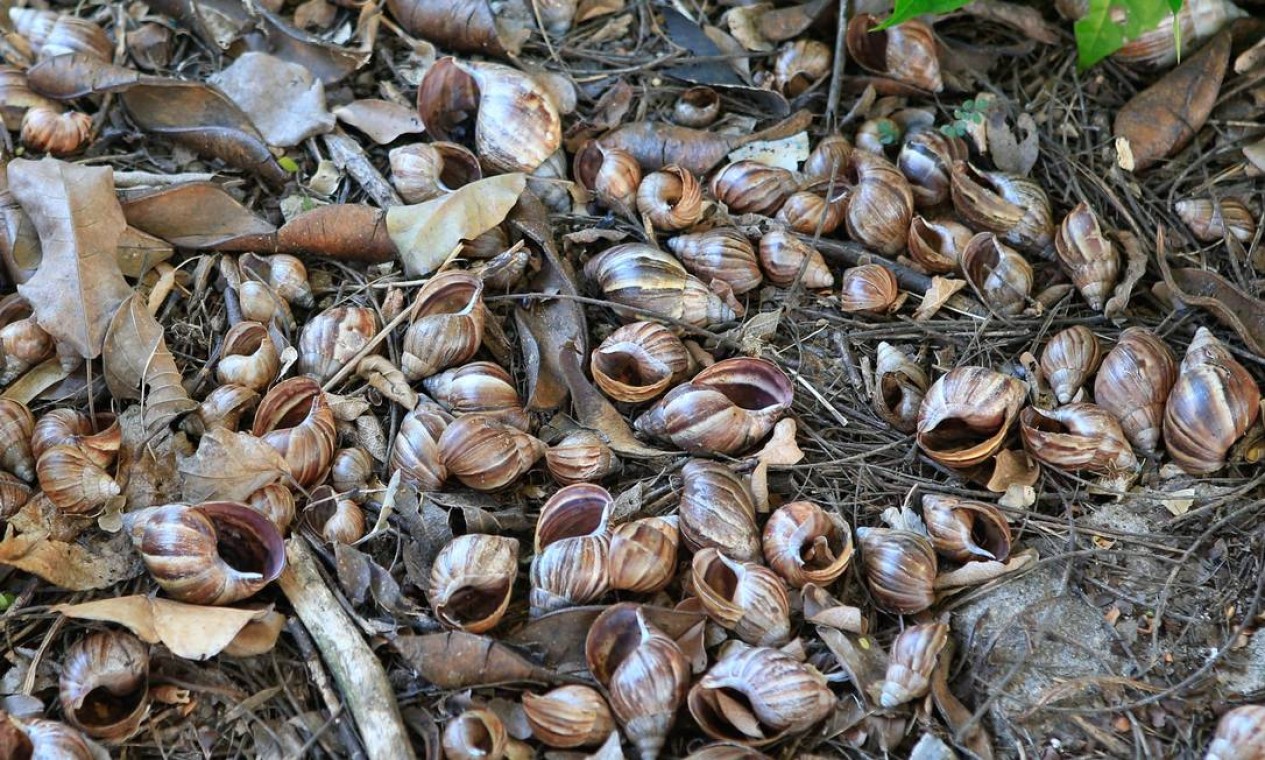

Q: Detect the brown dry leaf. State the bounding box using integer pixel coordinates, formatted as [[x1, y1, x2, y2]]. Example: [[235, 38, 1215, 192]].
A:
[[1237, 36, 1265, 74], [357, 355, 418, 409], [752, 418, 804, 466], [10, 158, 132, 360], [221, 611, 288, 657], [274, 204, 397, 263], [1157, 235, 1265, 356], [121, 183, 276, 250], [987, 111, 1039, 176], [1113, 33, 1230, 172], [333, 99, 424, 144], [576, 0, 624, 22], [1104, 230, 1148, 321], [930, 640, 994, 760], [115, 406, 184, 507], [816, 627, 888, 710], [54, 596, 282, 660], [1246, 138, 1265, 175], [209, 52, 334, 147], [386, 173, 526, 277], [104, 294, 199, 439], [253, 4, 371, 85], [963, 0, 1059, 44], [985, 448, 1041, 493], [179, 428, 291, 501], [26, 53, 142, 99], [934, 548, 1038, 590], [802, 584, 865, 633], [914, 277, 968, 321], [0, 529, 142, 590], [392, 631, 565, 688], [117, 226, 174, 279]]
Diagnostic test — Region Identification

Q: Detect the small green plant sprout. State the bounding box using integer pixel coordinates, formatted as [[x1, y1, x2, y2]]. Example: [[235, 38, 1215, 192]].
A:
[[877, 119, 902, 146], [939, 98, 987, 139]]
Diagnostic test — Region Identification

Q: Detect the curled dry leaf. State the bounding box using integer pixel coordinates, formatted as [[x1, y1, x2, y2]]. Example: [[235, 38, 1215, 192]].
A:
[[0, 528, 142, 591], [386, 173, 527, 277], [121, 183, 276, 250], [209, 52, 334, 148], [10, 158, 132, 360], [914, 277, 968, 322], [391, 630, 567, 689], [934, 548, 1038, 591], [54, 595, 284, 660], [333, 99, 424, 145], [1157, 240, 1265, 357], [103, 295, 199, 439], [274, 204, 397, 263], [599, 110, 813, 174], [117, 226, 174, 279], [26, 53, 142, 100], [752, 418, 804, 466], [357, 355, 418, 409], [1103, 230, 1148, 321], [252, 4, 371, 86], [178, 428, 291, 502]]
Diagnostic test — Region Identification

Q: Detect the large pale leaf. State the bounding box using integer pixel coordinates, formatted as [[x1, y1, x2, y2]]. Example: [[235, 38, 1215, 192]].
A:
[[209, 52, 334, 148], [179, 428, 290, 501], [0, 528, 142, 590], [385, 173, 526, 277], [54, 596, 283, 660], [11, 158, 132, 360], [121, 182, 276, 250], [103, 294, 199, 438]]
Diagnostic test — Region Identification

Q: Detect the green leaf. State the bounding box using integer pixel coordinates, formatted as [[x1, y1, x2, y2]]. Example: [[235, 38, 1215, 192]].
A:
[[873, 0, 972, 30], [1165, 0, 1183, 11], [1075, 0, 1180, 70], [278, 155, 300, 173]]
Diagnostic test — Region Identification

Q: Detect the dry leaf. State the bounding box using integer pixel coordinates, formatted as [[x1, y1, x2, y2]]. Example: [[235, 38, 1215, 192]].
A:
[[392, 631, 565, 688], [210, 52, 335, 147], [576, 0, 624, 22], [274, 203, 397, 263], [914, 277, 967, 321], [1157, 238, 1265, 357], [1104, 230, 1148, 321], [727, 132, 810, 170], [752, 418, 804, 466], [985, 448, 1040, 493], [54, 596, 283, 660], [121, 183, 276, 250], [386, 173, 526, 277], [103, 294, 199, 438], [10, 158, 132, 360], [254, 4, 370, 85], [934, 547, 1038, 590], [357, 355, 417, 409], [333, 99, 424, 144], [179, 428, 291, 501], [987, 111, 1039, 176], [999, 484, 1036, 509], [115, 406, 184, 507], [0, 529, 142, 590]]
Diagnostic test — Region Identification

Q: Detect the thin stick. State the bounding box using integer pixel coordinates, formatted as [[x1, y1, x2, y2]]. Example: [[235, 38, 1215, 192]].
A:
[[321, 299, 417, 392], [324, 130, 404, 209], [825, 0, 849, 130], [277, 536, 416, 760]]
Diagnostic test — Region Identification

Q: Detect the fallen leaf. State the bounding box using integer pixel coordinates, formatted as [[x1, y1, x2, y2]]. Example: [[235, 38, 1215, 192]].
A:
[[115, 406, 184, 508], [727, 132, 809, 170], [964, 0, 1060, 44], [1113, 33, 1230, 172], [576, 0, 625, 22], [117, 226, 174, 279], [999, 483, 1036, 509], [1157, 235, 1265, 357], [816, 627, 888, 710], [357, 355, 417, 409], [752, 418, 804, 466], [1104, 230, 1148, 321], [558, 341, 669, 459], [914, 277, 968, 321], [0, 529, 142, 590], [121, 182, 276, 250], [54, 595, 282, 660], [1160, 488, 1196, 517], [930, 640, 994, 760], [179, 428, 290, 501], [1246, 138, 1265, 175], [210, 52, 335, 147], [26, 53, 141, 99], [985, 448, 1041, 493], [333, 99, 424, 144], [254, 4, 370, 85], [802, 584, 865, 633], [386, 173, 526, 277], [599, 110, 812, 174], [392, 631, 566, 688], [987, 111, 1039, 176], [103, 295, 199, 439], [10, 158, 132, 360], [934, 547, 1038, 590], [274, 203, 397, 263]]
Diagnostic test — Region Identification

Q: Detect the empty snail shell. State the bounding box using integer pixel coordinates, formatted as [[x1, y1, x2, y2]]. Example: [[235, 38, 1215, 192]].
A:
[[757, 229, 834, 288], [390, 401, 453, 491], [922, 494, 1011, 563], [667, 228, 763, 295], [237, 280, 285, 325], [253, 377, 338, 488], [245, 483, 296, 534], [217, 321, 280, 393], [674, 86, 721, 127], [878, 622, 949, 708], [20, 105, 91, 156], [840, 150, 915, 255], [17, 11, 112, 62], [679, 459, 761, 562], [710, 161, 797, 217], [0, 399, 35, 481], [846, 14, 943, 92], [1113, 0, 1245, 69], [0, 471, 31, 519], [573, 140, 641, 210], [389, 141, 482, 203], [762, 501, 854, 588], [585, 603, 690, 760], [137, 501, 286, 605], [774, 39, 832, 96], [856, 526, 937, 614], [429, 534, 519, 633], [855, 117, 900, 156], [417, 57, 561, 174], [961, 232, 1033, 317], [297, 306, 379, 384], [2, 713, 95, 759], [917, 366, 1027, 469], [907, 216, 973, 275], [1094, 327, 1178, 455], [1175, 197, 1257, 243], [530, 484, 613, 615], [840, 264, 901, 315], [775, 181, 847, 235], [692, 548, 792, 646], [584, 243, 739, 328], [545, 430, 618, 484], [401, 271, 486, 382], [638, 164, 704, 231], [0, 65, 57, 131], [423, 361, 528, 431], [239, 253, 314, 309], [522, 685, 615, 749], [329, 447, 374, 493], [0, 314, 55, 385], [59, 631, 150, 742], [1207, 704, 1265, 760], [951, 162, 1054, 255], [1040, 325, 1102, 404], [442, 708, 507, 760], [898, 130, 967, 208], [1163, 328, 1261, 474], [609, 515, 679, 593], [634, 357, 793, 455], [803, 134, 854, 182], [1020, 403, 1140, 475], [304, 486, 367, 545], [1054, 202, 1119, 311], [590, 320, 695, 403], [188, 384, 259, 435], [687, 645, 836, 747], [438, 414, 546, 491], [872, 342, 929, 433], [37, 444, 120, 515]]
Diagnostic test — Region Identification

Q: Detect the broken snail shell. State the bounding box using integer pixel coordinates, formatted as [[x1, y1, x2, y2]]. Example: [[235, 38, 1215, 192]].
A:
[[390, 401, 453, 491], [252, 377, 338, 488], [710, 161, 797, 217], [401, 271, 486, 382], [442, 708, 508, 760], [1175, 197, 1257, 243], [692, 547, 792, 647], [674, 86, 720, 128], [1020, 403, 1140, 475], [872, 342, 929, 433], [951, 162, 1054, 255], [878, 622, 949, 708], [59, 631, 150, 743], [846, 14, 943, 92], [774, 39, 832, 96], [921, 493, 1011, 563], [522, 685, 615, 749], [428, 534, 519, 633], [297, 306, 379, 385], [916, 366, 1026, 469], [762, 500, 854, 588], [389, 141, 482, 204], [216, 321, 280, 393], [590, 320, 695, 404], [856, 526, 938, 614], [638, 164, 704, 231], [530, 483, 612, 615], [961, 232, 1033, 317], [583, 244, 738, 328], [667, 227, 763, 295], [609, 515, 679, 594], [423, 361, 528, 431], [574, 140, 641, 210], [907, 216, 973, 274]]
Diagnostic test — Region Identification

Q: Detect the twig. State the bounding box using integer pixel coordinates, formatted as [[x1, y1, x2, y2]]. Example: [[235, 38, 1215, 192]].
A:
[[277, 536, 416, 760], [113, 170, 219, 188], [825, 0, 848, 130], [324, 130, 404, 209], [322, 298, 418, 392], [286, 620, 368, 760]]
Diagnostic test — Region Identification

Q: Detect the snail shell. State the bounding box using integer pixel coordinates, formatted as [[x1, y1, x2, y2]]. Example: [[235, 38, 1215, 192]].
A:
[[59, 631, 150, 742], [916, 366, 1026, 469], [1094, 327, 1178, 455], [1040, 325, 1102, 404], [1162, 328, 1261, 474]]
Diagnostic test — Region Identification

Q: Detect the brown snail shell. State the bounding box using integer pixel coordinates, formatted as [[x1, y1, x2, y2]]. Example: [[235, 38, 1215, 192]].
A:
[[637, 164, 704, 231], [297, 306, 379, 384], [634, 357, 793, 456], [916, 366, 1026, 469], [692, 548, 792, 647], [674, 86, 721, 127], [775, 181, 847, 235], [217, 321, 280, 393], [545, 430, 617, 485], [59, 631, 150, 743], [429, 534, 519, 633], [710, 161, 797, 217], [239, 253, 313, 308], [757, 229, 834, 288], [841, 150, 916, 255], [667, 228, 763, 295], [878, 622, 950, 708], [0, 471, 31, 519], [951, 162, 1054, 255], [609, 515, 679, 594], [922, 493, 1011, 563], [31, 410, 120, 472], [961, 232, 1033, 316], [20, 105, 91, 156], [898, 129, 967, 208], [1113, 0, 1245, 69], [188, 384, 259, 435], [423, 361, 528, 431], [252, 377, 337, 488], [679, 459, 761, 562], [590, 320, 695, 404], [0, 313, 55, 385], [803, 134, 854, 182], [855, 117, 900, 156], [1163, 328, 1261, 474], [388, 141, 482, 204], [846, 14, 943, 92], [442, 708, 507, 760], [522, 685, 615, 749], [1207, 704, 1265, 760], [137, 501, 286, 605], [329, 446, 374, 493], [438, 414, 545, 491], [37, 444, 120, 515], [304, 486, 367, 545], [401, 271, 486, 382], [872, 342, 929, 433], [0, 399, 35, 481], [907, 216, 973, 275], [1175, 197, 1257, 243], [245, 483, 296, 534], [1054, 202, 1118, 311], [583, 243, 739, 328], [1040, 325, 1102, 405], [530, 484, 613, 615], [573, 140, 641, 210], [1094, 327, 1178, 455], [774, 39, 832, 96], [1020, 403, 1140, 475], [2, 713, 95, 759], [762, 500, 854, 588], [856, 526, 937, 614], [840, 264, 901, 315], [390, 401, 453, 491]]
